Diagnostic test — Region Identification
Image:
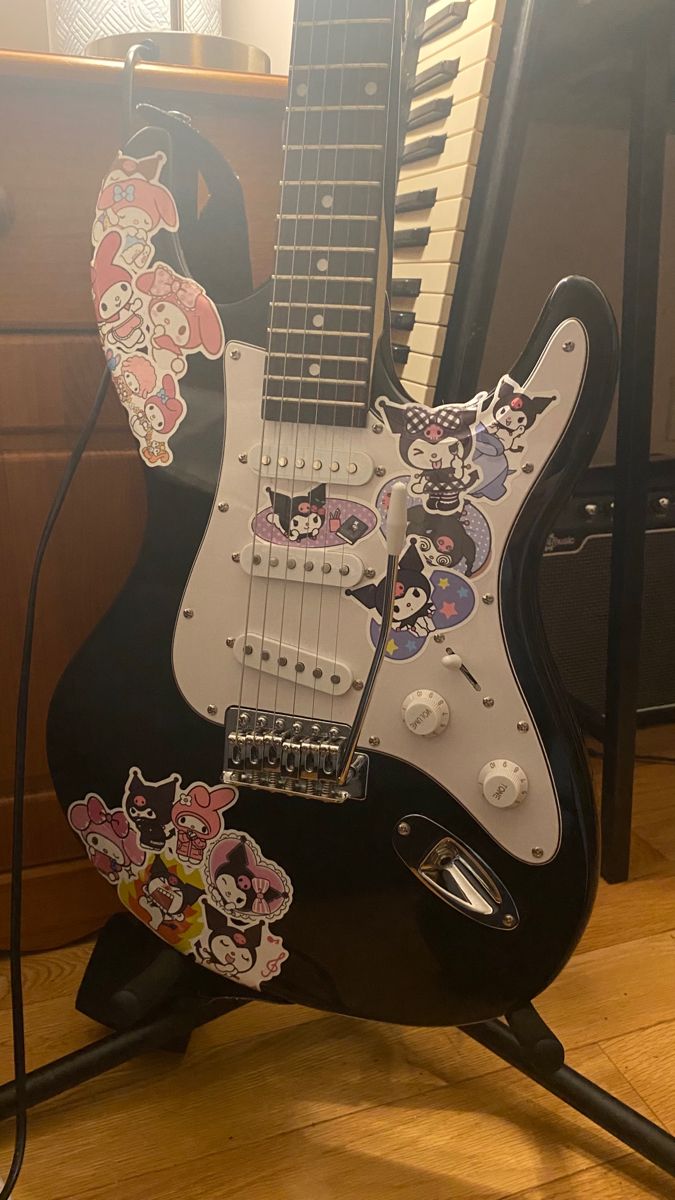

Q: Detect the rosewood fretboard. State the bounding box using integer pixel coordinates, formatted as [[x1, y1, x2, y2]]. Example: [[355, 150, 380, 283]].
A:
[[263, 0, 404, 427]]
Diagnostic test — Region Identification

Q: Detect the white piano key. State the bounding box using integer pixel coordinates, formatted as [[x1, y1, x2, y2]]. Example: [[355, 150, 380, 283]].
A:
[[396, 377, 436, 407], [410, 40, 496, 108], [394, 226, 464, 269], [394, 195, 470, 233], [395, 320, 450, 357], [418, 0, 505, 64], [393, 260, 460, 293], [390, 288, 456, 326], [418, 22, 502, 77], [397, 161, 477, 204], [399, 348, 441, 388]]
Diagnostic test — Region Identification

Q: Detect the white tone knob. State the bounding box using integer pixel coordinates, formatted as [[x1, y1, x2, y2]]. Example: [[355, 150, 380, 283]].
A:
[[479, 760, 529, 809], [442, 653, 462, 670], [401, 690, 450, 737]]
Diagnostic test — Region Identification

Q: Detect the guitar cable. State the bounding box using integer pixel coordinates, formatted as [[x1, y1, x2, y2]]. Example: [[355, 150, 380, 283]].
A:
[[1, 366, 111, 1200]]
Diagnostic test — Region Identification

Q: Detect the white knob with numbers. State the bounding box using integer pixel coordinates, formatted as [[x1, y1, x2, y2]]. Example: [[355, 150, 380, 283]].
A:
[[479, 760, 529, 808], [401, 690, 450, 737]]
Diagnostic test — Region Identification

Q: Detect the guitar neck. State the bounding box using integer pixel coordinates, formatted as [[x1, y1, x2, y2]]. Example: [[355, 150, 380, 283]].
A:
[[264, 0, 405, 428]]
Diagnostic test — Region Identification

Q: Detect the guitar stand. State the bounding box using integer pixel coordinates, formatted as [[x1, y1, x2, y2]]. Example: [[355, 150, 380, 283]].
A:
[[0, 915, 674, 1181]]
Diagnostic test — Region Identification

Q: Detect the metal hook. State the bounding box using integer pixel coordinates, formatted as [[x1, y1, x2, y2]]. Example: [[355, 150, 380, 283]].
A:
[[122, 40, 161, 141]]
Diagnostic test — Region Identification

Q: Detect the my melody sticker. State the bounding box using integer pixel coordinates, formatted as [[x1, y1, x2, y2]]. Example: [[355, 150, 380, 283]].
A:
[[91, 152, 225, 467], [345, 381, 559, 661], [67, 766, 293, 991]]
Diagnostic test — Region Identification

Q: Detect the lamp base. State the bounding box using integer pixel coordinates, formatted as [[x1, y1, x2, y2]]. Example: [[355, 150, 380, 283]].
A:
[[86, 31, 270, 74]]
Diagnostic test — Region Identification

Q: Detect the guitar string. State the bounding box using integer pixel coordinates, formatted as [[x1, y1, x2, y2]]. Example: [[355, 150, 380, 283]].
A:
[[269, 0, 323, 736], [288, 0, 336, 731], [234, 0, 304, 740], [252, 0, 318, 731]]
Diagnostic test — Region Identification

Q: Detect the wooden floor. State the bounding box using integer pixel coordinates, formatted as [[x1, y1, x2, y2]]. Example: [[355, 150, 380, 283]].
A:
[[1, 728, 674, 1199]]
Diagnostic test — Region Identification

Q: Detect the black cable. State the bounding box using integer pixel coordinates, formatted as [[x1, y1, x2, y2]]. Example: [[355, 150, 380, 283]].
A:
[[0, 367, 110, 1200], [587, 747, 675, 766]]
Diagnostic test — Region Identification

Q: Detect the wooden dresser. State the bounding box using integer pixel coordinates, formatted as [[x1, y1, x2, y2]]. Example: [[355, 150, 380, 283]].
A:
[[0, 51, 285, 949]]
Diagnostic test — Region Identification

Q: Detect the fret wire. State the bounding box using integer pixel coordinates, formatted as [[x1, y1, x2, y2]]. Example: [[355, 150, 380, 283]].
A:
[[272, 274, 373, 282], [285, 143, 384, 150], [278, 214, 378, 221], [268, 328, 370, 336], [276, 245, 376, 253], [265, 398, 366, 407], [287, 105, 386, 112], [291, 63, 390, 70], [269, 353, 369, 363], [296, 18, 393, 25], [266, 377, 368, 387]]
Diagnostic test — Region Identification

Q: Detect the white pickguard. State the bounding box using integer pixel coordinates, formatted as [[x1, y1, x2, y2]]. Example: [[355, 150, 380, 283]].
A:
[[173, 320, 588, 865]]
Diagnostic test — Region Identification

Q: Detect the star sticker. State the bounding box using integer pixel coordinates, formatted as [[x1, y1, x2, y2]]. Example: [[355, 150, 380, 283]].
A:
[[386, 638, 398, 656], [437, 576, 450, 589], [406, 639, 419, 652], [440, 601, 457, 618], [458, 586, 470, 598]]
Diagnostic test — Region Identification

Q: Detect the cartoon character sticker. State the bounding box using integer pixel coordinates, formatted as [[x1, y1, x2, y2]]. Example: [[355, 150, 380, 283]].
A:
[[256, 483, 377, 547], [376, 477, 491, 577], [171, 783, 237, 867], [205, 833, 292, 923], [91, 152, 225, 468], [69, 766, 294, 991], [346, 537, 475, 660], [472, 376, 557, 501], [68, 793, 145, 883], [196, 904, 288, 986], [378, 400, 479, 514]]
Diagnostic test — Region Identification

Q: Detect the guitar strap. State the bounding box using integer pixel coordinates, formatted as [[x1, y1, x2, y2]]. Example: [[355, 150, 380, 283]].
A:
[[91, 107, 252, 468]]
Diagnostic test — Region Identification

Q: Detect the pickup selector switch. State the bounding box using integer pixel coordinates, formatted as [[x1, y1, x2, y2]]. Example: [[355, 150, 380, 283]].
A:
[[479, 760, 529, 808], [401, 690, 450, 737]]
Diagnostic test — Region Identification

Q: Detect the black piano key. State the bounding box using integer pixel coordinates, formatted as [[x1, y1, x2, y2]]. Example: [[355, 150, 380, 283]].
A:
[[416, 1, 469, 44], [412, 58, 459, 97], [395, 187, 437, 214], [401, 134, 447, 166], [407, 97, 453, 132], [392, 343, 411, 365], [391, 277, 422, 297], [394, 226, 431, 249], [391, 310, 416, 331]]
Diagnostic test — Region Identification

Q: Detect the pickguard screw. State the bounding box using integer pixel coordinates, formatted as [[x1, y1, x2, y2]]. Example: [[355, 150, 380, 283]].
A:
[[517, 720, 529, 732], [562, 340, 575, 352], [352, 679, 364, 691], [375, 466, 386, 477], [372, 423, 383, 435], [482, 594, 494, 606], [232, 553, 240, 563], [365, 568, 376, 579], [182, 608, 194, 619], [369, 736, 380, 747], [230, 348, 241, 360], [522, 463, 534, 475], [483, 697, 495, 708], [218, 501, 229, 513], [238, 453, 248, 464], [397, 821, 411, 837], [532, 847, 544, 859], [503, 914, 516, 929], [433, 633, 445, 644], [225, 637, 235, 648], [207, 704, 218, 715]]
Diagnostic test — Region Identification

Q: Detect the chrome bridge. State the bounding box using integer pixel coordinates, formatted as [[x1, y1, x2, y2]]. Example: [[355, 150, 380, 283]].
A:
[[222, 708, 369, 803]]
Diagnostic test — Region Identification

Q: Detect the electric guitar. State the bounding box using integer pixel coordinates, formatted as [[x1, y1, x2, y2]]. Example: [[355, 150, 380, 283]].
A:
[[48, 0, 618, 1026]]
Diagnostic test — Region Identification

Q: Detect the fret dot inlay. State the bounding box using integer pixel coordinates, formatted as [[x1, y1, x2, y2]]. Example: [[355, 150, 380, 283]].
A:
[[365, 81, 378, 95], [317, 258, 329, 272], [309, 363, 320, 376], [321, 194, 333, 208], [313, 315, 324, 327]]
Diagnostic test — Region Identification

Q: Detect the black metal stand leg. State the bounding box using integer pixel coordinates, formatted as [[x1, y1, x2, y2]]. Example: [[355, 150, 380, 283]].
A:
[[463, 1018, 675, 1178], [600, 3, 671, 882]]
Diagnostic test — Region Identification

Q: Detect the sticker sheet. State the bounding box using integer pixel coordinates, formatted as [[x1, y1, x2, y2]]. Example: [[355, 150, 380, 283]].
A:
[[91, 152, 225, 467], [68, 768, 293, 990]]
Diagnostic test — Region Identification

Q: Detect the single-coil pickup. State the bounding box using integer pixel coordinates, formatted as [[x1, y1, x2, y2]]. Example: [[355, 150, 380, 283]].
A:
[[249, 443, 373, 486], [240, 542, 363, 587], [232, 634, 353, 695]]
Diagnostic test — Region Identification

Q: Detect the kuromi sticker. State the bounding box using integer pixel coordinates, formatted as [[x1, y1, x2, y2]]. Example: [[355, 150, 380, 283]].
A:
[[376, 477, 491, 577], [255, 482, 377, 546], [471, 376, 557, 501], [91, 152, 225, 468], [378, 400, 479, 514], [73, 766, 294, 990], [346, 536, 476, 661]]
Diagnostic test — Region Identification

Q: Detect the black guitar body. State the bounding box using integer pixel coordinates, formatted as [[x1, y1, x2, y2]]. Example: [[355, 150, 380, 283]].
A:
[[48, 276, 617, 1027]]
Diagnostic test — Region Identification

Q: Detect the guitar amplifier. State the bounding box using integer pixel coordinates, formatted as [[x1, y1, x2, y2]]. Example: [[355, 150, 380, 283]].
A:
[[538, 461, 675, 733]]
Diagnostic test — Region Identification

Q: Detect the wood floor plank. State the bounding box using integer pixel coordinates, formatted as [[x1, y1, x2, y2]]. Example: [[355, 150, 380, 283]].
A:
[[601, 1018, 675, 1135], [10, 1045, 654, 1200], [577, 876, 675, 955], [499, 1154, 674, 1199]]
